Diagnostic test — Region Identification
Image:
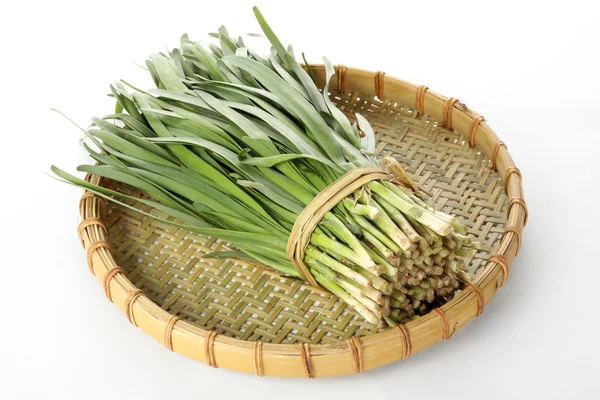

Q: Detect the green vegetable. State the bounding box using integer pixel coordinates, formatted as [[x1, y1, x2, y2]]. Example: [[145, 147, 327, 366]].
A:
[[52, 7, 479, 326]]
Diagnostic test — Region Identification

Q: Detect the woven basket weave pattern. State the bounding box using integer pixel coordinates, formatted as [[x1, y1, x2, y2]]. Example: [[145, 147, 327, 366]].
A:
[[78, 65, 525, 377]]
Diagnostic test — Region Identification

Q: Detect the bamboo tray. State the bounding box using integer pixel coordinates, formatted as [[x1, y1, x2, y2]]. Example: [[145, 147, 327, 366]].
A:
[[78, 65, 526, 378]]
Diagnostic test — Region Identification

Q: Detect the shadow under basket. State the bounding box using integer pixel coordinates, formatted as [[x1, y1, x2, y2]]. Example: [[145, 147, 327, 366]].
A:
[[78, 65, 527, 378]]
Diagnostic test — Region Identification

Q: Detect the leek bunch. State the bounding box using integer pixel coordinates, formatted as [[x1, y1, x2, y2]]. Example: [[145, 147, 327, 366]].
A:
[[53, 7, 479, 326]]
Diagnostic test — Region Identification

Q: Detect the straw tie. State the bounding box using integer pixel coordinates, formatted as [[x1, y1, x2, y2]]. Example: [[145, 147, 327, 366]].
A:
[[125, 289, 144, 326], [86, 241, 113, 275], [508, 197, 529, 226], [337, 64, 347, 93], [503, 167, 522, 193], [205, 331, 218, 368], [103, 266, 125, 302], [374, 71, 385, 100], [253, 341, 264, 376], [416, 85, 429, 117], [491, 141, 506, 170], [395, 325, 412, 359], [164, 315, 179, 352], [78, 218, 108, 246], [433, 308, 451, 339], [469, 115, 485, 147], [384, 156, 420, 193], [346, 337, 364, 374], [488, 254, 510, 287], [503, 226, 522, 255], [443, 97, 460, 131], [467, 283, 485, 317], [286, 166, 393, 287], [286, 164, 417, 287], [299, 343, 315, 378], [79, 191, 108, 219]]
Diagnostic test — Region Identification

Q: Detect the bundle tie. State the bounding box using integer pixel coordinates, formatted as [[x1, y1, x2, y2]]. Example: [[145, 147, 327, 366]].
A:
[[384, 157, 420, 193], [286, 161, 416, 287]]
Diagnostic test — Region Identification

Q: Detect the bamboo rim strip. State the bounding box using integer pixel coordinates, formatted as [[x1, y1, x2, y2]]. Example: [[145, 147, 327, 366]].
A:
[[78, 65, 526, 378]]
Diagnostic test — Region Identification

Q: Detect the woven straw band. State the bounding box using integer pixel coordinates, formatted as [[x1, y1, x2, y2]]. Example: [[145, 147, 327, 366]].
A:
[[504, 226, 522, 255], [79, 191, 108, 219], [337, 64, 347, 93], [491, 141, 506, 170], [253, 341, 264, 376], [78, 218, 108, 246], [375, 71, 385, 99], [299, 343, 315, 378], [286, 166, 393, 287], [205, 331, 218, 368], [384, 157, 419, 194], [508, 197, 529, 226], [125, 289, 144, 326], [467, 283, 485, 317], [443, 97, 460, 131], [416, 85, 429, 117], [504, 167, 522, 193], [103, 266, 125, 302], [86, 241, 113, 275], [433, 307, 452, 340], [488, 254, 510, 287], [469, 115, 485, 148], [395, 324, 412, 359], [346, 337, 364, 374], [164, 315, 179, 352]]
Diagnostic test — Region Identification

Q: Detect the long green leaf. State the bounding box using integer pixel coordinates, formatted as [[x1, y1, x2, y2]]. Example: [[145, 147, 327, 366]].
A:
[[323, 57, 361, 147], [241, 153, 338, 169], [223, 56, 345, 163], [142, 136, 305, 208], [135, 92, 276, 221], [148, 53, 188, 93], [252, 7, 292, 70], [87, 129, 179, 168], [225, 101, 328, 158]]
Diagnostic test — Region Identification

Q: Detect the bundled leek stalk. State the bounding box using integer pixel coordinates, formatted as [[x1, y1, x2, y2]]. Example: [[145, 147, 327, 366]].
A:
[[52, 7, 480, 327]]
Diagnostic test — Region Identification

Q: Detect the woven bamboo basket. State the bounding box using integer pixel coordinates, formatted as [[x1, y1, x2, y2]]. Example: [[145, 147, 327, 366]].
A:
[[78, 65, 526, 378]]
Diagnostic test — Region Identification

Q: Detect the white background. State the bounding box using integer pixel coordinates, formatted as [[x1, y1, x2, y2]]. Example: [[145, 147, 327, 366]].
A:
[[2, 0, 599, 398]]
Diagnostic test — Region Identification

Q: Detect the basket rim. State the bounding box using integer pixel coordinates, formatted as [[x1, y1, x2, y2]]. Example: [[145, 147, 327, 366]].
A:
[[78, 64, 526, 378]]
